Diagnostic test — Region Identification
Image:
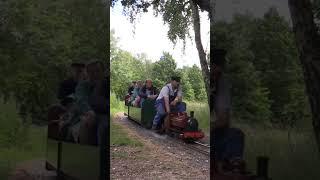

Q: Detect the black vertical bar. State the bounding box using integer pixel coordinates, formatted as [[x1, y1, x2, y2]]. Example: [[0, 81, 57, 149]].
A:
[[57, 141, 62, 179], [100, 125, 108, 180], [209, 21, 215, 179], [257, 156, 269, 178], [101, 0, 110, 179]]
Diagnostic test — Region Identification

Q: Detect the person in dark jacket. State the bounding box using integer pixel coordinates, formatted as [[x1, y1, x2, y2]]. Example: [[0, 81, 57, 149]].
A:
[[139, 79, 158, 107], [128, 81, 136, 95], [57, 62, 86, 106]]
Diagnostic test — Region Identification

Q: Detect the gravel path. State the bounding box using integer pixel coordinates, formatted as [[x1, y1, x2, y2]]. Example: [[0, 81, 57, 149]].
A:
[[8, 159, 56, 180], [111, 112, 210, 180]]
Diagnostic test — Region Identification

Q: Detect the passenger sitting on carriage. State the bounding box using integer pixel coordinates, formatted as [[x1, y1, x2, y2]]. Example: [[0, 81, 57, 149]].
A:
[[131, 80, 143, 107], [152, 76, 186, 131], [68, 60, 108, 145], [128, 81, 136, 96], [57, 62, 86, 107], [212, 49, 246, 174], [139, 79, 158, 107], [125, 81, 136, 105]]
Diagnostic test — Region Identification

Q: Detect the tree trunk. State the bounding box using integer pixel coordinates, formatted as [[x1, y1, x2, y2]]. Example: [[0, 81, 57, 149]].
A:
[[191, 0, 211, 106], [288, 0, 320, 152], [195, 0, 210, 12]]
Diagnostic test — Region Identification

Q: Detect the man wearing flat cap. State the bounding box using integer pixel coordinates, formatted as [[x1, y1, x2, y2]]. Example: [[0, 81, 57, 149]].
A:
[[152, 76, 186, 131]]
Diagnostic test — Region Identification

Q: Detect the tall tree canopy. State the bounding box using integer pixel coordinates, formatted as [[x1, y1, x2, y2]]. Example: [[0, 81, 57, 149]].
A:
[[110, 30, 207, 102], [0, 0, 108, 124], [111, 0, 211, 105]]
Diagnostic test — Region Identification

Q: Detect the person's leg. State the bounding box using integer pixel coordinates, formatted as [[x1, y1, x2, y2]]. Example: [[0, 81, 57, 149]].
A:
[[152, 100, 166, 129], [171, 102, 186, 112]]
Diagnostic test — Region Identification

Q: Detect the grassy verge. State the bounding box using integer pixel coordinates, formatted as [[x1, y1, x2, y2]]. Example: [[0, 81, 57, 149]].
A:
[[185, 101, 210, 134], [110, 93, 143, 147], [0, 100, 47, 178], [235, 123, 320, 180]]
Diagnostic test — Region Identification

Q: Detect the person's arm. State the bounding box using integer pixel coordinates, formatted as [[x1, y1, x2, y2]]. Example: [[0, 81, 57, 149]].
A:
[[160, 86, 170, 113], [164, 96, 170, 113], [175, 86, 183, 102], [150, 87, 158, 99]]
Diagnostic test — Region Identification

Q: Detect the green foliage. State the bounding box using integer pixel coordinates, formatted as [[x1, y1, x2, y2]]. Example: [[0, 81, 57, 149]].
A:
[[0, 0, 108, 123], [110, 31, 207, 102], [151, 52, 178, 86], [213, 8, 310, 126], [180, 69, 195, 101], [0, 101, 29, 149]]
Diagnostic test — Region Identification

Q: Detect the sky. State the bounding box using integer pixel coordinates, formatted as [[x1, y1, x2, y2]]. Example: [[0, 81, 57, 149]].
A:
[[110, 2, 210, 68]]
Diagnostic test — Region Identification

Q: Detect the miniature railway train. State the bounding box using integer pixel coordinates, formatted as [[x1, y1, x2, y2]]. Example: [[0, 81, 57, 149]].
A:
[[45, 104, 107, 180], [125, 99, 205, 142]]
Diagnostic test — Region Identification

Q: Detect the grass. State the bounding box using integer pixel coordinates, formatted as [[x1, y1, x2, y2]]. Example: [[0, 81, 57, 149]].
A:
[[110, 120, 143, 147], [185, 101, 210, 134], [0, 101, 47, 179], [235, 123, 320, 180], [110, 92, 143, 147]]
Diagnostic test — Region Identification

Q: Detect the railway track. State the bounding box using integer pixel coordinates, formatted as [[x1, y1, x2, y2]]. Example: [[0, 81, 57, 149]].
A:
[[123, 113, 210, 156], [167, 136, 210, 156]]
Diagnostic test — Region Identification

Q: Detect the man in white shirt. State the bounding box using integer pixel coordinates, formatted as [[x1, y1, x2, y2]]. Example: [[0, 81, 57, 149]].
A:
[[152, 76, 186, 130]]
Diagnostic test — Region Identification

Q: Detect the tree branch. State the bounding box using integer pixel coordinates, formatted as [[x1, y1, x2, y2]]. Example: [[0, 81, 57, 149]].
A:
[[191, 0, 210, 105]]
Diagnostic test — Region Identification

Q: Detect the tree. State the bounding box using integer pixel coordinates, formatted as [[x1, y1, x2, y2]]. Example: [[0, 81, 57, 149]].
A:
[[249, 7, 310, 126], [151, 52, 178, 87], [179, 69, 195, 101], [213, 13, 273, 123], [0, 0, 108, 123], [288, 0, 320, 152], [111, 0, 210, 105], [187, 65, 207, 101]]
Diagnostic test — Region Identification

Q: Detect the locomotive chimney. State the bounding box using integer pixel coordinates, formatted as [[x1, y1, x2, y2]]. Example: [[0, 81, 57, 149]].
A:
[[190, 111, 194, 118]]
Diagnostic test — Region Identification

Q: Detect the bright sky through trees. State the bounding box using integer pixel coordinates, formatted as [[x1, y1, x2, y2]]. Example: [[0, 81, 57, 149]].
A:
[[110, 2, 210, 68]]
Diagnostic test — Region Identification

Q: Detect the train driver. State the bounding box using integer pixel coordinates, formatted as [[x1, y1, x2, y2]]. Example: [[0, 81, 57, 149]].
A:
[[152, 76, 186, 131], [139, 79, 158, 107]]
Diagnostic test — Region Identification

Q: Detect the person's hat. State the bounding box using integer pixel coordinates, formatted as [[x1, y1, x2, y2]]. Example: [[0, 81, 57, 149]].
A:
[[171, 76, 181, 82], [212, 49, 227, 66]]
